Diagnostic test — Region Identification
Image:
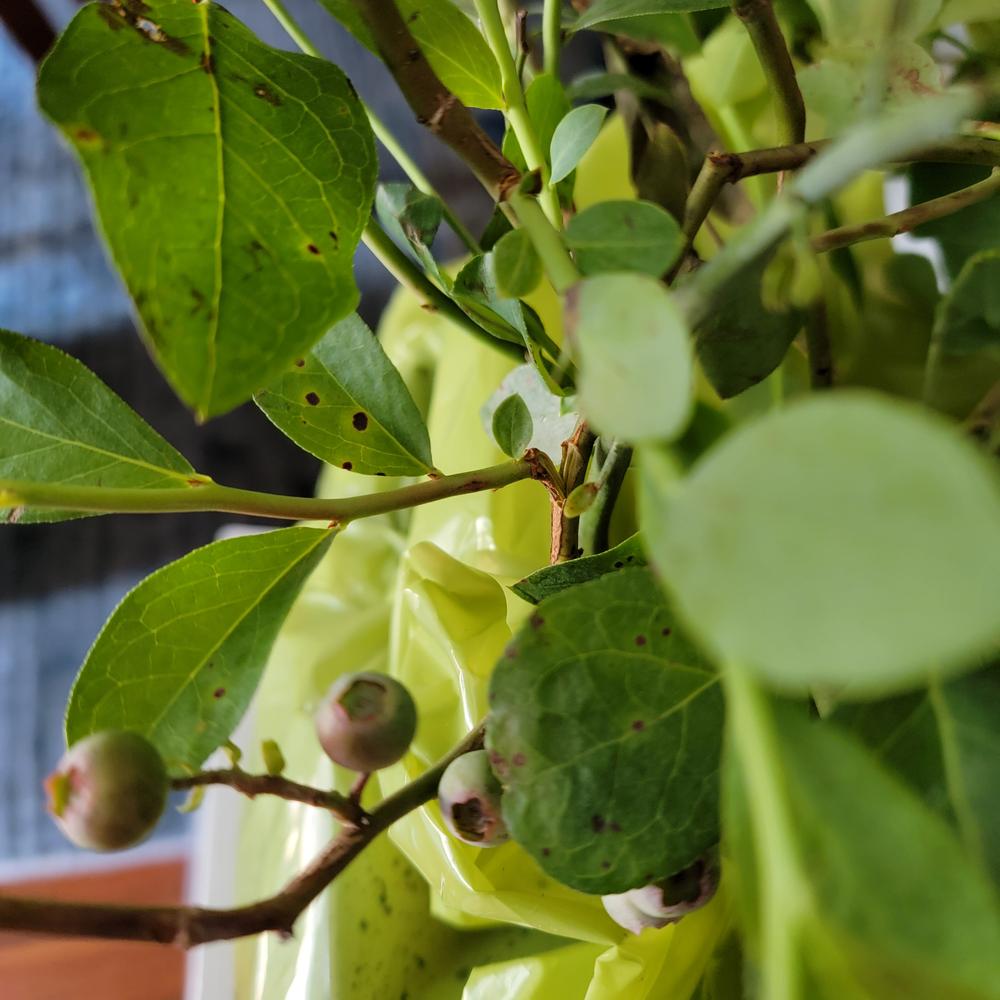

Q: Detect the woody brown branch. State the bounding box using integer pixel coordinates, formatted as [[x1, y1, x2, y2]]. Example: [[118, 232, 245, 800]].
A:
[[0, 726, 485, 948], [349, 0, 520, 200]]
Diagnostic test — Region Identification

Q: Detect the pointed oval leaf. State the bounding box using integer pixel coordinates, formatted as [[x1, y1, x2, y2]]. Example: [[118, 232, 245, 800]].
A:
[[491, 392, 533, 457], [651, 393, 1000, 695], [550, 105, 609, 184], [493, 229, 543, 299], [0, 330, 196, 524], [488, 567, 722, 895], [566, 200, 683, 277], [572, 0, 728, 34], [932, 249, 1000, 355], [66, 527, 334, 769], [38, 1, 377, 417], [317, 0, 502, 109], [571, 273, 693, 442], [255, 314, 433, 476]]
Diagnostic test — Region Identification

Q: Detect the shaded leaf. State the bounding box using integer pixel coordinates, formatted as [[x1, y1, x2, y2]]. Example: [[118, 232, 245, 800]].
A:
[[493, 229, 543, 299], [38, 0, 376, 417], [691, 254, 804, 399], [491, 393, 533, 457], [550, 105, 609, 184], [453, 254, 528, 345], [571, 273, 693, 442], [572, 0, 728, 34], [317, 0, 502, 109], [566, 200, 683, 277], [66, 527, 334, 769], [511, 534, 647, 604], [375, 183, 445, 284], [566, 72, 674, 105], [931, 249, 1000, 355], [835, 662, 1000, 884], [255, 313, 433, 476], [0, 329, 196, 525], [651, 393, 1000, 696], [488, 567, 722, 894]]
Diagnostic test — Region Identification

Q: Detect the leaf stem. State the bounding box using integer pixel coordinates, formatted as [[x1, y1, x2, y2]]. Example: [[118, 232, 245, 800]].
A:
[[0, 459, 541, 524], [810, 167, 1000, 254], [582, 441, 633, 555], [732, 0, 806, 146], [472, 0, 563, 226], [543, 0, 562, 77], [723, 664, 810, 1000], [362, 218, 520, 359], [509, 188, 579, 292], [0, 725, 485, 946]]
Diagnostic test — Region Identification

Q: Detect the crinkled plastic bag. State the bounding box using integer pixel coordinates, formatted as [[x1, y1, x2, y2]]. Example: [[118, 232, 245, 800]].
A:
[[231, 280, 729, 998]]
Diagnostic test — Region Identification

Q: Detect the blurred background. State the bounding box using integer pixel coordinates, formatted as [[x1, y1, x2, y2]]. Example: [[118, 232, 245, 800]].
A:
[[0, 0, 512, 994]]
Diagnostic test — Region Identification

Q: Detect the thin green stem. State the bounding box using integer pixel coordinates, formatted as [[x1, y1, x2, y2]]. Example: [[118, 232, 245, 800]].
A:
[[362, 219, 520, 360], [811, 167, 1000, 254], [581, 441, 633, 555], [472, 0, 562, 226], [543, 0, 562, 77], [723, 663, 811, 1000], [259, 0, 479, 254], [0, 460, 535, 524], [509, 189, 579, 292], [732, 0, 805, 146]]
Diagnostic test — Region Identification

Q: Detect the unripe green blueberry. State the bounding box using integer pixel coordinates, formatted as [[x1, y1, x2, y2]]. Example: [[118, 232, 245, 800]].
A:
[[314, 672, 417, 772], [437, 749, 508, 847], [602, 854, 718, 935], [44, 731, 168, 852]]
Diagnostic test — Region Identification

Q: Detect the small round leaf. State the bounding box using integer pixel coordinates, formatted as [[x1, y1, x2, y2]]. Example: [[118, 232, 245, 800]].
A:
[[492, 393, 534, 457], [566, 200, 683, 277], [493, 229, 543, 299]]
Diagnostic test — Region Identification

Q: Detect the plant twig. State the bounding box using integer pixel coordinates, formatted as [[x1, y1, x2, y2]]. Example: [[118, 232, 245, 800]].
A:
[[170, 769, 363, 824], [0, 460, 537, 524], [347, 0, 520, 201], [732, 0, 806, 146], [552, 420, 597, 563], [804, 302, 834, 388], [810, 168, 1000, 254], [582, 441, 633, 554], [543, 0, 562, 77], [509, 187, 580, 293], [0, 726, 485, 947]]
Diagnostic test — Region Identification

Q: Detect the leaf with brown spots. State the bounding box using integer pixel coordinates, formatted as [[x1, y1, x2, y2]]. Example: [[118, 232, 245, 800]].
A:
[[488, 566, 722, 894]]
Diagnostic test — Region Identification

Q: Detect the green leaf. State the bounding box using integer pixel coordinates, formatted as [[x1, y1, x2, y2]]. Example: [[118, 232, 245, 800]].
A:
[[453, 254, 528, 345], [0, 329, 197, 525], [566, 72, 674, 105], [488, 567, 722, 894], [493, 229, 542, 299], [318, 0, 502, 109], [571, 0, 728, 33], [550, 105, 609, 185], [931, 250, 1000, 355], [503, 73, 571, 173], [511, 534, 647, 604], [491, 393, 533, 457], [38, 1, 376, 417], [375, 183, 445, 283], [835, 662, 1000, 885], [690, 254, 804, 399], [572, 273, 693, 442], [730, 703, 1000, 999], [650, 393, 1000, 696], [66, 527, 334, 769], [565, 200, 684, 277], [592, 13, 701, 52], [254, 313, 434, 476]]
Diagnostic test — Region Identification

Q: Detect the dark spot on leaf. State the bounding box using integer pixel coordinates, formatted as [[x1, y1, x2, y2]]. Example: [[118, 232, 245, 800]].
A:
[[530, 613, 544, 630], [407, 9, 419, 20], [376, 472, 386, 477], [601, 860, 611, 869], [200, 51, 214, 74], [635, 634, 647, 646], [632, 720, 645, 731], [353, 411, 369, 431], [591, 815, 606, 833], [359, 918, 368, 931], [626, 555, 635, 563], [542, 847, 551, 856], [610, 821, 622, 832], [512, 752, 526, 767], [505, 645, 518, 659], [253, 84, 281, 106], [329, 230, 339, 246], [213, 687, 226, 699], [342, 461, 353, 470], [661, 627, 672, 636], [73, 127, 101, 145], [614, 561, 624, 568], [307, 243, 320, 255], [294, 358, 305, 368], [305, 392, 320, 406]]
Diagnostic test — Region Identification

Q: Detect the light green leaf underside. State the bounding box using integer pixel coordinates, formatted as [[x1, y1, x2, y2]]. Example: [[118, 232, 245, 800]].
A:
[[488, 567, 722, 895], [316, 0, 502, 109], [550, 105, 608, 184], [572, 0, 729, 34], [66, 527, 334, 769], [255, 313, 433, 476], [0, 329, 195, 525], [653, 393, 1000, 695], [573, 273, 693, 443], [38, 0, 376, 417]]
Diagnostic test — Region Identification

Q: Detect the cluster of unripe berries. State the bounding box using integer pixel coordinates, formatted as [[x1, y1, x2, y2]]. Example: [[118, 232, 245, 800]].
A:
[[44, 672, 714, 933]]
